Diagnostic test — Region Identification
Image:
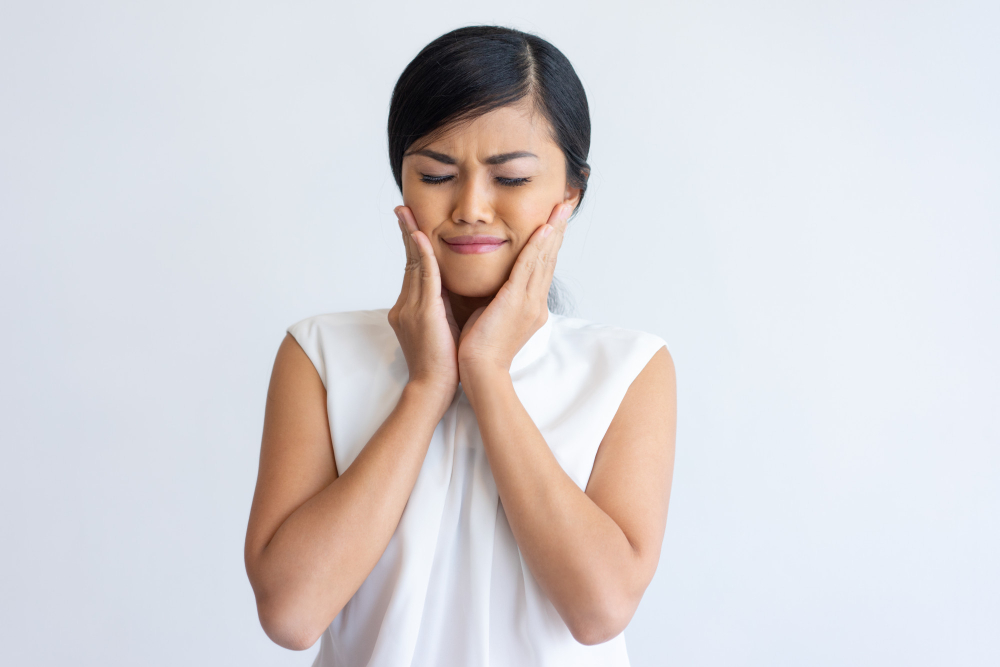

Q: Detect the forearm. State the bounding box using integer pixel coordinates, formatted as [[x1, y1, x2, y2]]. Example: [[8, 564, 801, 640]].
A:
[[463, 367, 643, 642], [252, 382, 449, 646]]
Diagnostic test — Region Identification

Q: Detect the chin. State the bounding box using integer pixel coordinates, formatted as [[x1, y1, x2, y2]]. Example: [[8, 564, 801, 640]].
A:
[[442, 273, 505, 298]]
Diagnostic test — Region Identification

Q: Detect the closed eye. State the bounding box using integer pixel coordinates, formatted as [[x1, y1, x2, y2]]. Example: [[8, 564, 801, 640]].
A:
[[496, 176, 530, 187], [420, 174, 455, 184], [419, 174, 531, 187]]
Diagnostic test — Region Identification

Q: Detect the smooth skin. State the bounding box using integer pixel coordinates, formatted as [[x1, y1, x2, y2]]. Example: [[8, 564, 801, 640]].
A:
[[245, 100, 676, 650]]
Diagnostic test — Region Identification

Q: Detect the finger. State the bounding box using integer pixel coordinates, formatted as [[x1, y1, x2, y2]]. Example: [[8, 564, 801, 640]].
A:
[[410, 229, 442, 308], [394, 211, 416, 308], [396, 210, 426, 308], [509, 203, 568, 293], [552, 202, 572, 234], [506, 224, 547, 292], [527, 204, 571, 297], [526, 233, 557, 299], [396, 205, 417, 234], [396, 206, 421, 268], [394, 214, 411, 305], [398, 208, 425, 273]]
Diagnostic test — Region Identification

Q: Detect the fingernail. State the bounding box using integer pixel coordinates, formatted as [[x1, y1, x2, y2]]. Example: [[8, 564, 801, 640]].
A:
[[561, 204, 572, 220], [542, 225, 553, 238]]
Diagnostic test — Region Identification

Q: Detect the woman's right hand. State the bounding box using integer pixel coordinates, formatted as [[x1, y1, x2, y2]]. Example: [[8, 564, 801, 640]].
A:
[[388, 205, 460, 414]]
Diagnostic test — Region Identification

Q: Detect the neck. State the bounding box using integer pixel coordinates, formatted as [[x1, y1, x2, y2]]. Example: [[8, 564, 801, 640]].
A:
[[447, 291, 494, 330]]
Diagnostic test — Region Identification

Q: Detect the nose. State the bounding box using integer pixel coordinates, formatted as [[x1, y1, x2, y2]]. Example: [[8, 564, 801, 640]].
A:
[[451, 173, 494, 225]]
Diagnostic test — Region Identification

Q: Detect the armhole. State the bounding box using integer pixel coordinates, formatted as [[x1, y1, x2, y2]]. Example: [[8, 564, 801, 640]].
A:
[[583, 332, 670, 492], [618, 332, 671, 416], [286, 318, 329, 391], [285, 318, 338, 478]]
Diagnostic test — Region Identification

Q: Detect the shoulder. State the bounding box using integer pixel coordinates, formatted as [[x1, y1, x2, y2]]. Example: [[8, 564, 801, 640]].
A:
[[287, 308, 392, 339], [548, 313, 670, 363], [543, 314, 673, 406], [286, 308, 395, 352], [284, 308, 399, 389]]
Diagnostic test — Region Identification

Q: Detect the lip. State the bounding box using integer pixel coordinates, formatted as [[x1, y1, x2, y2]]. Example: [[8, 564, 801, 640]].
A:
[[442, 235, 508, 254]]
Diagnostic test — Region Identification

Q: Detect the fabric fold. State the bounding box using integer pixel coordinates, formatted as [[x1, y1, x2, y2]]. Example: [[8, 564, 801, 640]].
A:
[[286, 308, 668, 667]]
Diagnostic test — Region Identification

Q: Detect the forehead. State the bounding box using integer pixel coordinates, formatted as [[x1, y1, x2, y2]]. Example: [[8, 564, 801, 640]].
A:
[[414, 101, 559, 159]]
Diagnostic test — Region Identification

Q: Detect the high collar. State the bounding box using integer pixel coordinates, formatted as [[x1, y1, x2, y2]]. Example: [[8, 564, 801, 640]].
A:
[[509, 310, 555, 375]]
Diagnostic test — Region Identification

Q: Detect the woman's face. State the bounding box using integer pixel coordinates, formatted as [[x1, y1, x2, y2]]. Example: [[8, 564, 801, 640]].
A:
[[400, 100, 581, 298]]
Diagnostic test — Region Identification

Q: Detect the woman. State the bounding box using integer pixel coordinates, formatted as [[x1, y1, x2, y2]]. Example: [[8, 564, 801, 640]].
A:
[[245, 26, 676, 666]]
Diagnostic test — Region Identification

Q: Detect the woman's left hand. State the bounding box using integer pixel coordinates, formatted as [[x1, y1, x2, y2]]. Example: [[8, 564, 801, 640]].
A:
[[457, 202, 572, 380]]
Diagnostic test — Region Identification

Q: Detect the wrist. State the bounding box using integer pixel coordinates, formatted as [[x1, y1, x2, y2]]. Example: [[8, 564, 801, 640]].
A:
[[402, 377, 457, 418], [459, 361, 513, 402]]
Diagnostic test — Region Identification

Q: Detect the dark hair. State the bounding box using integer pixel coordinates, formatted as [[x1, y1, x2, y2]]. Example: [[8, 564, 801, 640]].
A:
[[387, 26, 591, 314], [387, 25, 591, 207]]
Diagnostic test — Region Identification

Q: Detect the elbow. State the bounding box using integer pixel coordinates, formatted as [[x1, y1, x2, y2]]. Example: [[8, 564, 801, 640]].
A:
[[246, 554, 344, 650], [564, 595, 637, 646], [255, 595, 329, 651], [245, 545, 335, 650], [567, 616, 629, 646]]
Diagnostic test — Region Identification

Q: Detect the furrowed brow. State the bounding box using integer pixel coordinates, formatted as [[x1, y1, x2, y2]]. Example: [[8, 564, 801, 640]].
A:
[[409, 149, 456, 165], [484, 151, 538, 165]]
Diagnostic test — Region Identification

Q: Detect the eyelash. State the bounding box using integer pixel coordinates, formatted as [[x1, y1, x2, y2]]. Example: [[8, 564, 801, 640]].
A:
[[419, 174, 531, 187], [496, 176, 530, 187], [419, 174, 453, 185]]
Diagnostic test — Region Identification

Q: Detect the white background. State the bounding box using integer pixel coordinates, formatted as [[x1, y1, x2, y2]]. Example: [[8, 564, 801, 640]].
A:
[[2, 1, 997, 665]]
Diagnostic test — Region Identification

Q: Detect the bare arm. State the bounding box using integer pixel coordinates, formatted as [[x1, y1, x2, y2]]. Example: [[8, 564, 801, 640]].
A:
[[463, 347, 676, 645], [244, 335, 450, 649], [244, 209, 459, 650], [457, 202, 677, 644]]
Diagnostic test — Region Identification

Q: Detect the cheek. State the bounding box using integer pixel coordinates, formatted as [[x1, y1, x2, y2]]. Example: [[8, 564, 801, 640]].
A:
[[402, 189, 449, 234], [496, 188, 556, 238]]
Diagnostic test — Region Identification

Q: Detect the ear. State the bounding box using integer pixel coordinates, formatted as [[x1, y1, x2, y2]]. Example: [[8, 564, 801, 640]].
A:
[[562, 184, 583, 215], [563, 167, 587, 213]]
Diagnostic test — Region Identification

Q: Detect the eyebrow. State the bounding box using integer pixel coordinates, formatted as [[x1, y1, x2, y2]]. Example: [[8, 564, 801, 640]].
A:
[[485, 151, 538, 165], [410, 149, 456, 165], [408, 149, 538, 165]]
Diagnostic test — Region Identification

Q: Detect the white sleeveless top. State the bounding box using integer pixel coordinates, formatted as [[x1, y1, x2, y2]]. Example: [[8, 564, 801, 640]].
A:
[[287, 308, 668, 667]]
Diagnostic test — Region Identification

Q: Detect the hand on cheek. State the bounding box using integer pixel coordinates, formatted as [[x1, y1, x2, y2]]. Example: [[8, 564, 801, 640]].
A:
[[387, 205, 461, 411], [457, 202, 572, 382]]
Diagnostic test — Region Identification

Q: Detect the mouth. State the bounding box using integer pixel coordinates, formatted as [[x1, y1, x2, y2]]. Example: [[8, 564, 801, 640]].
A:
[[441, 235, 508, 255]]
